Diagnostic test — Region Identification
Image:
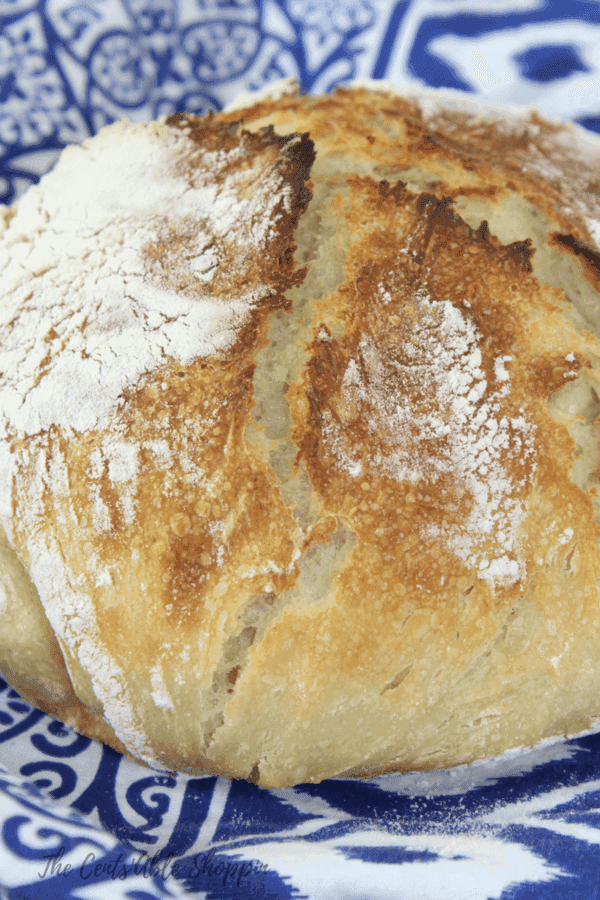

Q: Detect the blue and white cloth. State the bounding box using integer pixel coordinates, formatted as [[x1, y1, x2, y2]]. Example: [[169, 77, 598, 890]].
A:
[[2, 2, 600, 897]]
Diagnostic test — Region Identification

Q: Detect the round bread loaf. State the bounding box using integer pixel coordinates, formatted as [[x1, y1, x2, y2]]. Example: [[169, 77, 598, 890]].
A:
[[2, 80, 600, 787]]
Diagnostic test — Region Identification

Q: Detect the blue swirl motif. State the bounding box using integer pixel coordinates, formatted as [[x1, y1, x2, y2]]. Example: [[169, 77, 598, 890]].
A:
[[0, 683, 97, 804], [19, 722, 92, 803], [69, 744, 190, 848], [3, 813, 107, 859], [0, 679, 46, 743], [0, 766, 133, 898], [20, 761, 78, 799], [0, 717, 200, 896], [0, 685, 242, 873], [30, 718, 93, 758], [0, 801, 176, 899], [0, 682, 197, 855]]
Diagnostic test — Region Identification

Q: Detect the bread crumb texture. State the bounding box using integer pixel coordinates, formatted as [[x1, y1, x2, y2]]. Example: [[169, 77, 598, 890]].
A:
[[2, 86, 600, 786]]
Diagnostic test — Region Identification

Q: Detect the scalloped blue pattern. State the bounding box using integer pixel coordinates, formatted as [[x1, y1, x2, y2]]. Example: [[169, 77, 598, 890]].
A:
[[2, 2, 600, 897]]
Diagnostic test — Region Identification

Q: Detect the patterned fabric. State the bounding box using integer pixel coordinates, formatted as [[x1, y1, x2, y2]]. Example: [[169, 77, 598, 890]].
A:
[[2, 1, 600, 897]]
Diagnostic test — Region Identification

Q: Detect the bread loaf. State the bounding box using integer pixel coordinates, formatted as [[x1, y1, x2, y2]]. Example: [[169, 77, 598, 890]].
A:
[[2, 80, 600, 787]]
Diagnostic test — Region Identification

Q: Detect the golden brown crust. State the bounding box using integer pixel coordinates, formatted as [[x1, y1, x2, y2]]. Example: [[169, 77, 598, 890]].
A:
[[3, 85, 600, 787], [290, 180, 578, 600]]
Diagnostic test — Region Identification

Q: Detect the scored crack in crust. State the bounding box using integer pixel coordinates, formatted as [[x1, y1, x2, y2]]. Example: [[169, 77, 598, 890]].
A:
[[2, 83, 600, 786]]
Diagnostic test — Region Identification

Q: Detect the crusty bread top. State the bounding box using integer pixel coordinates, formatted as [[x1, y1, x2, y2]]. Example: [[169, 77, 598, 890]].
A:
[[0, 116, 313, 439], [224, 81, 600, 313], [3, 84, 600, 787]]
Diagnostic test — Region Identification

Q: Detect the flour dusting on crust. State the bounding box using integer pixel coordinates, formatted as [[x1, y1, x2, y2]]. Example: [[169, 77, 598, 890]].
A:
[[322, 283, 535, 585], [0, 119, 304, 441]]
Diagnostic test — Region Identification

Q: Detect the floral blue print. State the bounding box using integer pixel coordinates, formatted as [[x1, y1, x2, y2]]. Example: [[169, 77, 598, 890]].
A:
[[2, 1, 600, 897]]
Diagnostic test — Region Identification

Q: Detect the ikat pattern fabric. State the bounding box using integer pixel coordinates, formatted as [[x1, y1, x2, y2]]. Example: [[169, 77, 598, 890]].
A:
[[3, 1, 600, 898]]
